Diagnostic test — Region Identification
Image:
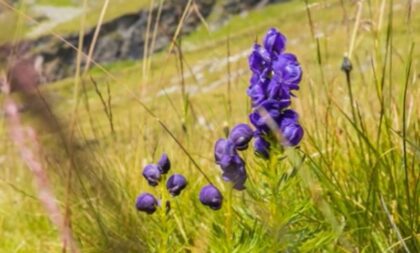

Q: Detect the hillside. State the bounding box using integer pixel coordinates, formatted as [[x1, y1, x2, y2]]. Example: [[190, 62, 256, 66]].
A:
[[0, 0, 419, 252]]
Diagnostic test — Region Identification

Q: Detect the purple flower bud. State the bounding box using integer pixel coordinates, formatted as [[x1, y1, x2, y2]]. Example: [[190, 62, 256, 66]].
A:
[[222, 164, 247, 190], [142, 164, 161, 186], [214, 138, 238, 168], [249, 111, 270, 133], [228, 123, 253, 151], [166, 174, 187, 196], [135, 193, 158, 214], [157, 153, 171, 174], [254, 135, 270, 159], [272, 53, 302, 90], [199, 184, 223, 210], [277, 110, 304, 146], [263, 28, 287, 56]]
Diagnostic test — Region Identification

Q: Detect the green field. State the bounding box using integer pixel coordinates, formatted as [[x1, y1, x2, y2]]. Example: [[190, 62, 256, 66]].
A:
[[0, 0, 419, 252]]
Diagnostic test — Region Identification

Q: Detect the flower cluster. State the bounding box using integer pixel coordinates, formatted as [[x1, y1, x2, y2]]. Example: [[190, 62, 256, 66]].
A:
[[198, 124, 254, 210], [136, 153, 187, 214], [198, 28, 304, 211], [214, 123, 253, 190], [248, 28, 304, 158]]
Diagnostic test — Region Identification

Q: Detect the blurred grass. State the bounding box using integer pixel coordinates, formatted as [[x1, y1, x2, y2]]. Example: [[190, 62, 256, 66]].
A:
[[0, 0, 150, 41], [1, 0, 419, 252]]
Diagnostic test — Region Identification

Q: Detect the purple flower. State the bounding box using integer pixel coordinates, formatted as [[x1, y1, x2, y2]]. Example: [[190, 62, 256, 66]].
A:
[[214, 138, 238, 169], [249, 110, 269, 133], [277, 110, 304, 146], [263, 28, 287, 56], [222, 164, 247, 190], [272, 53, 302, 91], [142, 164, 161, 186], [246, 28, 304, 152], [253, 135, 270, 159], [135, 193, 158, 214], [248, 44, 272, 75], [157, 153, 171, 174], [247, 82, 266, 107], [228, 123, 253, 151], [214, 137, 248, 190], [249, 99, 290, 133], [267, 79, 291, 101], [260, 99, 290, 119], [199, 184, 223, 210], [166, 174, 187, 196]]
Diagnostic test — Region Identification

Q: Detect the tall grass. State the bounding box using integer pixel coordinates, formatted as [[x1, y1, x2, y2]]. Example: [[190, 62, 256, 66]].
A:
[[0, 0, 419, 252]]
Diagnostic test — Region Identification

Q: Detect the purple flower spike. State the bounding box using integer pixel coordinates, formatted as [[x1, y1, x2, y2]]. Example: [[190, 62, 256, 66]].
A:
[[166, 174, 187, 196], [263, 28, 287, 56], [142, 164, 161, 186], [277, 110, 304, 146], [199, 184, 223, 210], [247, 28, 304, 150], [228, 123, 254, 151], [136, 193, 158, 214], [254, 135, 270, 159], [157, 153, 171, 174]]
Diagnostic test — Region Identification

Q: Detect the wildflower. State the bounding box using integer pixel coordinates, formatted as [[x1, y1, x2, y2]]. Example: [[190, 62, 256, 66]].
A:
[[214, 138, 238, 169], [277, 110, 304, 146], [248, 44, 272, 75], [266, 79, 291, 101], [247, 28, 304, 156], [263, 27, 287, 56], [253, 135, 270, 159], [272, 53, 302, 91], [199, 184, 223, 210], [214, 138, 248, 189], [142, 164, 161, 186], [135, 193, 158, 214], [228, 123, 253, 151], [157, 153, 171, 174], [247, 81, 267, 107], [222, 164, 247, 190], [166, 174, 187, 196]]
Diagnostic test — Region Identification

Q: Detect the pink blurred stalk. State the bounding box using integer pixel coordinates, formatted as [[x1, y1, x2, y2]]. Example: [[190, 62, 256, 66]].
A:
[[1, 77, 79, 253]]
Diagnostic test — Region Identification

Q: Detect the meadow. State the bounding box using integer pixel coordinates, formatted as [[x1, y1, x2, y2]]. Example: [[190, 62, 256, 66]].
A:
[[0, 0, 419, 252]]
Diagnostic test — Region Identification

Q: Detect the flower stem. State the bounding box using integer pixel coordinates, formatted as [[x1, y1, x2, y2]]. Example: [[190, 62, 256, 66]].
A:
[[225, 186, 234, 251]]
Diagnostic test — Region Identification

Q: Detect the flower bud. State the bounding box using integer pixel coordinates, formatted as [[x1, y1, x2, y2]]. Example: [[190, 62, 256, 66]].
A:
[[199, 184, 223, 210], [135, 193, 158, 214], [228, 123, 253, 151], [277, 110, 304, 146], [263, 27, 287, 56], [142, 164, 161, 186], [157, 153, 171, 174], [166, 174, 187, 196]]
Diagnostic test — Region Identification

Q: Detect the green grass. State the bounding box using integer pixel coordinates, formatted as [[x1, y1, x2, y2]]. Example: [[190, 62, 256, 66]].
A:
[[0, 0, 150, 40], [0, 0, 419, 252]]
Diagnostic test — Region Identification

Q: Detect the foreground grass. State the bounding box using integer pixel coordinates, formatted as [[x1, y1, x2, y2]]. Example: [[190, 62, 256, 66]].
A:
[[0, 0, 419, 252]]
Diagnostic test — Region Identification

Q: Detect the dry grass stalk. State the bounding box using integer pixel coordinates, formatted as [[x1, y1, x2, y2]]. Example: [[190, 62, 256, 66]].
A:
[[1, 76, 79, 253]]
